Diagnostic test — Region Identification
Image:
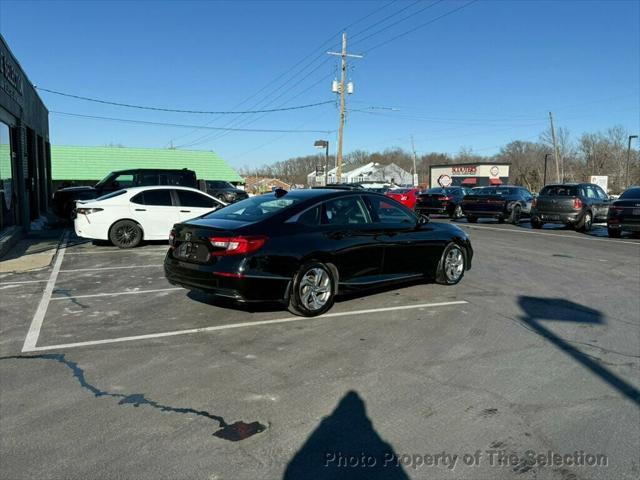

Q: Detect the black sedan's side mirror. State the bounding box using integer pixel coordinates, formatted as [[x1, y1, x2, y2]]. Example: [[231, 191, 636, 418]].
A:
[[417, 214, 430, 226]]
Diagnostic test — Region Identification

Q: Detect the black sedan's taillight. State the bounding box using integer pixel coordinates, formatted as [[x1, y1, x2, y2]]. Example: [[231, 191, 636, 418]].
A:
[[209, 235, 267, 256], [608, 206, 624, 216]]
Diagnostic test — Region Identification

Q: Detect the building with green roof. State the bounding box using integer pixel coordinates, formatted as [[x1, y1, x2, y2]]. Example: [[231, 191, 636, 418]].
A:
[[51, 145, 243, 188]]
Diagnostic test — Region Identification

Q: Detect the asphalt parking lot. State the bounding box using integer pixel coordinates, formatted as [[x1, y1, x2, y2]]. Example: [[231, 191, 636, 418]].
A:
[[1, 219, 639, 480]]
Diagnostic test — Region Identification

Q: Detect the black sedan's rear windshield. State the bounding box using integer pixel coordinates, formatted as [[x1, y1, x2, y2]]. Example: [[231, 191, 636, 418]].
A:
[[619, 188, 640, 199], [425, 187, 460, 195], [203, 194, 302, 222], [469, 187, 513, 195], [540, 185, 578, 196]]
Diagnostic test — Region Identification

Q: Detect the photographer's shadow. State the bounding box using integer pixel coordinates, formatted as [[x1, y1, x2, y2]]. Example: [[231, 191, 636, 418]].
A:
[[284, 391, 408, 480]]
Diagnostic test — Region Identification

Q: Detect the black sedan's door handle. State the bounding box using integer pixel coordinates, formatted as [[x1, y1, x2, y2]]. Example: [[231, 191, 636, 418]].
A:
[[180, 210, 191, 213], [328, 231, 350, 240], [134, 208, 146, 211]]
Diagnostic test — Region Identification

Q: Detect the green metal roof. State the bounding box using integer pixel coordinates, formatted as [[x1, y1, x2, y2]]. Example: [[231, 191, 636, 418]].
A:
[[51, 145, 243, 182]]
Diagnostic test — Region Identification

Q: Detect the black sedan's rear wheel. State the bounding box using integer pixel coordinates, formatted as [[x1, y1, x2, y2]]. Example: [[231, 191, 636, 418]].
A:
[[450, 205, 463, 220], [466, 215, 477, 223], [510, 205, 521, 224], [435, 243, 466, 285], [109, 220, 142, 249], [289, 262, 335, 317], [607, 227, 621, 238], [577, 211, 593, 232]]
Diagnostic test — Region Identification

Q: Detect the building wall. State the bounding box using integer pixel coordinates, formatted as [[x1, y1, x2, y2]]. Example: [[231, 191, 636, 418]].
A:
[[1, 34, 50, 234], [429, 163, 510, 188], [50, 145, 243, 188]]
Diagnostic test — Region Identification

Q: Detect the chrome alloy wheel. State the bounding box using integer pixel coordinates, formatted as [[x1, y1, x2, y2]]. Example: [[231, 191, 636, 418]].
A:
[[115, 224, 139, 247], [298, 267, 332, 312], [444, 247, 464, 282]]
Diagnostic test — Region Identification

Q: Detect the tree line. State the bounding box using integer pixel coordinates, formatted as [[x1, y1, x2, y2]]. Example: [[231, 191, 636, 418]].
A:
[[239, 125, 639, 193]]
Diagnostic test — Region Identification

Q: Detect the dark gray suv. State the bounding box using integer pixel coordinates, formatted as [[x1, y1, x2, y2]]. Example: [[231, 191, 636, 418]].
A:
[[531, 183, 610, 232]]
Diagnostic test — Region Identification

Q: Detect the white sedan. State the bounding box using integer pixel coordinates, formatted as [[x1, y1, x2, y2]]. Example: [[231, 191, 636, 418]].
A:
[[73, 186, 226, 248]]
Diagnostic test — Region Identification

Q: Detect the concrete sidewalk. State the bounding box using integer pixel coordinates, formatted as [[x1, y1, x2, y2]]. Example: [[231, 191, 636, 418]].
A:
[[0, 230, 64, 274]]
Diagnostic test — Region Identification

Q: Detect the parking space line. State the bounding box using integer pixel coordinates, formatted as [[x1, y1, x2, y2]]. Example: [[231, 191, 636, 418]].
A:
[[59, 265, 163, 273], [27, 300, 468, 352], [22, 232, 69, 353], [64, 248, 168, 255], [0, 279, 49, 285], [460, 224, 640, 245], [50, 287, 182, 300]]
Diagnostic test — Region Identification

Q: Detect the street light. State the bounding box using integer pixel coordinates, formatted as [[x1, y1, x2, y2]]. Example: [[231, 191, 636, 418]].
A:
[[544, 153, 552, 187], [626, 135, 638, 189], [314, 140, 329, 186]]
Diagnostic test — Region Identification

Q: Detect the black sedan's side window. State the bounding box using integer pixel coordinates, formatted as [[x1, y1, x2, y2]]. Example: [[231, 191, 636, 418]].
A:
[[322, 197, 370, 225], [365, 195, 415, 225], [297, 205, 322, 226]]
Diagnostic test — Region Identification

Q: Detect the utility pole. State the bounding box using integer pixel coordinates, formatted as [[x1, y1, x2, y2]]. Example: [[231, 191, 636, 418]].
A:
[[410, 135, 418, 186], [549, 112, 561, 182], [626, 135, 638, 189], [328, 33, 362, 183], [543, 153, 551, 186]]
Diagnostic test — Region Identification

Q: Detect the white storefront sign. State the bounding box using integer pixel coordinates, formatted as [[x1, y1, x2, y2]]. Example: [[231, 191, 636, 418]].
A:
[[590, 175, 608, 192], [430, 164, 510, 188]]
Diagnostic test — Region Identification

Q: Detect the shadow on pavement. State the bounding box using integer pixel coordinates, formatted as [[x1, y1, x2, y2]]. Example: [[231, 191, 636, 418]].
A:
[[284, 391, 409, 479], [186, 278, 430, 315], [518, 296, 639, 406], [186, 290, 285, 313]]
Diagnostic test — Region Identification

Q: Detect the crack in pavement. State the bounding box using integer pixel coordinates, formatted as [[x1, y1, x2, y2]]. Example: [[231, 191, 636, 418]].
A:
[[0, 353, 266, 441]]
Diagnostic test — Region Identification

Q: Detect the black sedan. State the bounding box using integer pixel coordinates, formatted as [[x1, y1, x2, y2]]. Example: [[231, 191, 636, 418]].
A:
[[607, 186, 640, 237], [164, 189, 473, 317], [462, 186, 533, 224], [415, 187, 472, 219]]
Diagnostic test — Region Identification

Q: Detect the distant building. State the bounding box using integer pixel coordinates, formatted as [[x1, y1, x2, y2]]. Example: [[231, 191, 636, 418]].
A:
[[1, 34, 51, 252], [429, 162, 510, 188], [307, 162, 412, 187], [244, 177, 291, 194], [51, 145, 243, 190]]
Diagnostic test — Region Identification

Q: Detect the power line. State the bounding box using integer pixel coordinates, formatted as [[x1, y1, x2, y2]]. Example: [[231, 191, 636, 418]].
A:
[[351, 0, 446, 48], [349, 108, 545, 126], [176, 69, 334, 148], [36, 87, 334, 114], [349, 0, 422, 40], [50, 111, 334, 134], [362, 0, 479, 53], [169, 0, 398, 147]]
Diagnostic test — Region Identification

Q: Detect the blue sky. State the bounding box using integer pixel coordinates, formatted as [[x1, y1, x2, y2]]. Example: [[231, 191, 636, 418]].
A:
[[0, 0, 638, 168]]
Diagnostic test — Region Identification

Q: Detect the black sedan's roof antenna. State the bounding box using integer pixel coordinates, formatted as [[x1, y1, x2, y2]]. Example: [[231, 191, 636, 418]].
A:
[[274, 188, 288, 198]]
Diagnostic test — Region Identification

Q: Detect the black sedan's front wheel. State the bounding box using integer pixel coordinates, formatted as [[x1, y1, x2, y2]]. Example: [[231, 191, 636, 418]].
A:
[[435, 243, 466, 285], [289, 262, 336, 317]]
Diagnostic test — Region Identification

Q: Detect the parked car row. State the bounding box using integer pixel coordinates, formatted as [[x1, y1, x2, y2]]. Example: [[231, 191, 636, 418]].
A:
[[384, 182, 639, 238], [70, 179, 638, 317], [54, 168, 246, 219]]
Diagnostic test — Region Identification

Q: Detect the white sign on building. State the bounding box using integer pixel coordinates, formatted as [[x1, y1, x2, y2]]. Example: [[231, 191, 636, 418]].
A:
[[589, 175, 608, 192]]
